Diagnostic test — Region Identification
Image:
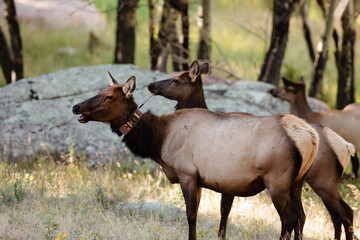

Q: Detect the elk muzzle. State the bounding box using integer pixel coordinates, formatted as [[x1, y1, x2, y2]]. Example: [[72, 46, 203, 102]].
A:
[[269, 88, 280, 97], [72, 104, 80, 114], [72, 103, 90, 123], [147, 83, 159, 95]]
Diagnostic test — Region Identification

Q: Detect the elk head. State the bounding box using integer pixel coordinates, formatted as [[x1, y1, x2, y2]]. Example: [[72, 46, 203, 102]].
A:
[[72, 72, 137, 124], [269, 77, 306, 102], [147, 60, 209, 101]]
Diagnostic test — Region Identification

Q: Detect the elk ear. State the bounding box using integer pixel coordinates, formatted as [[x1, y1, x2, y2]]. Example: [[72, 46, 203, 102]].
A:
[[200, 63, 210, 78], [189, 60, 200, 82], [107, 71, 119, 86], [282, 77, 293, 87], [123, 76, 136, 98]]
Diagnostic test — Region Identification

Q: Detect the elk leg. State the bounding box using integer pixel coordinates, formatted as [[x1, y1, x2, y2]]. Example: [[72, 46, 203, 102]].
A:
[[312, 187, 353, 240], [268, 188, 298, 240], [180, 178, 202, 240], [351, 153, 359, 178], [340, 199, 354, 240], [291, 183, 305, 240], [218, 193, 234, 239]]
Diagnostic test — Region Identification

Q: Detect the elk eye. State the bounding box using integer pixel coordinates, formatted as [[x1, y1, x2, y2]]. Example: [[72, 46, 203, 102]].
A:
[[172, 79, 179, 84], [104, 96, 113, 101]]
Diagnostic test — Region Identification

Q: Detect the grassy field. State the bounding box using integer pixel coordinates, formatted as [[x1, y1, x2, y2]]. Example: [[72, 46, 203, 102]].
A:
[[0, 154, 359, 240], [0, 0, 360, 106], [1, 1, 360, 239]]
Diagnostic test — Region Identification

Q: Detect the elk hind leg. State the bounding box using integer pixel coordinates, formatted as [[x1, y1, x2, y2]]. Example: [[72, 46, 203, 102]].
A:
[[291, 181, 306, 240], [315, 188, 353, 240], [351, 153, 359, 178], [268, 187, 298, 240]]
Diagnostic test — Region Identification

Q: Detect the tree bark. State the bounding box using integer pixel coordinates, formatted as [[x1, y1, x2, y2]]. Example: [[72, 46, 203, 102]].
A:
[[4, 0, 23, 81], [168, 8, 180, 71], [170, 0, 190, 70], [309, 0, 337, 97], [155, 0, 171, 72], [258, 0, 299, 86], [180, 0, 189, 70], [300, 0, 315, 62], [197, 0, 211, 62], [114, 0, 138, 64], [148, 0, 158, 70], [336, 0, 355, 109], [0, 26, 12, 84]]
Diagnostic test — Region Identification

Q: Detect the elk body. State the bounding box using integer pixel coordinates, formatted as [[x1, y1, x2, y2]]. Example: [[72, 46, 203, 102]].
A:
[[73, 72, 319, 240], [148, 61, 355, 240], [270, 77, 360, 179]]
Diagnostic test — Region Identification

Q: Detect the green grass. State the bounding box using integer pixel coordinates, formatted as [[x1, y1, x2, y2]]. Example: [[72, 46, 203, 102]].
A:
[[0, 154, 359, 239], [1, 0, 359, 107]]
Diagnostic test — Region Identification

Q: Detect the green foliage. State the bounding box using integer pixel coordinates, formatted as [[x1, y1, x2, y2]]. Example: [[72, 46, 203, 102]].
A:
[[1, 181, 26, 206], [1, 2, 360, 105], [95, 185, 112, 208]]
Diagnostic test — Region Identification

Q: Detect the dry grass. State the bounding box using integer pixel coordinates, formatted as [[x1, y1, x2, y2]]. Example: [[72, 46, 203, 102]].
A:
[[0, 154, 359, 240]]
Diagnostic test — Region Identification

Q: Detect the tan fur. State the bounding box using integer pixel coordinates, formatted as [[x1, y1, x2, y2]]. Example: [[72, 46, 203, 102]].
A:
[[324, 127, 355, 172], [271, 80, 360, 152], [281, 115, 319, 181]]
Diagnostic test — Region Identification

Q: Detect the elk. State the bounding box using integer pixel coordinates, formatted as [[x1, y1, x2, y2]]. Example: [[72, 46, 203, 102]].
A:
[[270, 77, 360, 179], [73, 72, 319, 240], [148, 60, 355, 240]]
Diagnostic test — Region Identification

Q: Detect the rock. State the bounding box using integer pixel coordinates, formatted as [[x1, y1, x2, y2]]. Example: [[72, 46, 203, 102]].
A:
[[117, 201, 186, 222], [0, 0, 106, 32], [0, 64, 328, 163]]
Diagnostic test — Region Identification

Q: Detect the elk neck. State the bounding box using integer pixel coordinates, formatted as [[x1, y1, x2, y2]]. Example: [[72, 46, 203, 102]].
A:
[[175, 83, 208, 110], [110, 108, 170, 161], [289, 93, 314, 120]]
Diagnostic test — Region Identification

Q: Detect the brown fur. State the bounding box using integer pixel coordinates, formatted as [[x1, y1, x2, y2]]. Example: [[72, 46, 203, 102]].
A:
[[148, 63, 354, 240], [270, 77, 359, 179], [73, 73, 318, 240]]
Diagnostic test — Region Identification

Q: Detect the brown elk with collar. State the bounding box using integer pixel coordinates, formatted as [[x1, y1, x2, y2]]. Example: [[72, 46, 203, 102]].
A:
[[148, 60, 356, 240], [73, 72, 319, 240], [269, 77, 360, 179]]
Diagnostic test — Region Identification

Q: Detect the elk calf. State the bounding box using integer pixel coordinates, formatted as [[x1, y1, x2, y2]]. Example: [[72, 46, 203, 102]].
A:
[[73, 72, 319, 240], [149, 61, 355, 240]]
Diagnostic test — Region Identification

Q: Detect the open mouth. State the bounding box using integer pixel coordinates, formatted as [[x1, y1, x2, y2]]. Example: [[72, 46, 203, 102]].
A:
[[78, 114, 89, 123]]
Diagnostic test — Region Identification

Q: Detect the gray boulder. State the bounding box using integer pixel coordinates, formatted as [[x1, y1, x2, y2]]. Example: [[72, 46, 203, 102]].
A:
[[0, 64, 328, 164]]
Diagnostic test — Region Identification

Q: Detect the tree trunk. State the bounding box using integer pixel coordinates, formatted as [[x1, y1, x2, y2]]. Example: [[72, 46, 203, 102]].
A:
[[148, 0, 158, 70], [155, 0, 171, 72], [197, 0, 211, 62], [300, 0, 315, 62], [180, 0, 189, 70], [4, 0, 23, 81], [258, 0, 299, 86], [0, 26, 12, 84], [170, 0, 190, 70], [168, 8, 180, 72], [309, 0, 337, 97], [114, 0, 138, 64], [336, 0, 355, 109]]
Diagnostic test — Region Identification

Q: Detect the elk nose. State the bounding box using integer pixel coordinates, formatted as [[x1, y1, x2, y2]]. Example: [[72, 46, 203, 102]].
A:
[[268, 88, 277, 97], [148, 83, 158, 94], [148, 83, 154, 91], [72, 104, 80, 114]]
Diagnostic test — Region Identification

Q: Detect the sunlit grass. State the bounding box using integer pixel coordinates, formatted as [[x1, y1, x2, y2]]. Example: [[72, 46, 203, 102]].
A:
[[0, 153, 359, 239]]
